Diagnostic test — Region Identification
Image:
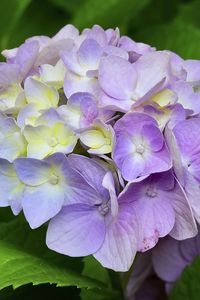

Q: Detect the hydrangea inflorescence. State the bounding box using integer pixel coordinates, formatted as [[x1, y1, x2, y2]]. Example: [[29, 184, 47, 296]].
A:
[[0, 24, 200, 272]]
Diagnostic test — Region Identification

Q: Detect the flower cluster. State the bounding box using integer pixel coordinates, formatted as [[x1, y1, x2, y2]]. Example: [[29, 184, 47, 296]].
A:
[[125, 231, 200, 299], [0, 24, 200, 272]]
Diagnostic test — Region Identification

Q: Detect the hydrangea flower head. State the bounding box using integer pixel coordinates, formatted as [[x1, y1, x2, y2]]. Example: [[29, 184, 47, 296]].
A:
[[0, 23, 200, 274]]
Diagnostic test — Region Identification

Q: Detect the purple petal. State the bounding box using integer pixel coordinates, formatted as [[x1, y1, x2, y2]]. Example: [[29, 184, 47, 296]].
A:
[[98, 55, 137, 100], [62, 50, 84, 76], [121, 154, 145, 181], [22, 183, 65, 228], [173, 118, 200, 159], [119, 175, 176, 251], [141, 124, 164, 151], [164, 125, 185, 186], [169, 179, 197, 240], [152, 236, 187, 282], [68, 154, 108, 199], [36, 39, 74, 66], [15, 41, 39, 79], [14, 158, 51, 186], [46, 204, 105, 256], [0, 63, 20, 87], [134, 51, 170, 99], [172, 81, 200, 114], [184, 59, 200, 82], [94, 203, 137, 271], [144, 144, 172, 175], [78, 39, 103, 71], [86, 25, 107, 47], [184, 171, 200, 224], [53, 24, 79, 41]]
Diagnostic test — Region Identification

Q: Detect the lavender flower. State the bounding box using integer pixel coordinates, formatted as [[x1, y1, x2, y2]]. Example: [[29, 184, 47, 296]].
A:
[[0, 23, 200, 275]]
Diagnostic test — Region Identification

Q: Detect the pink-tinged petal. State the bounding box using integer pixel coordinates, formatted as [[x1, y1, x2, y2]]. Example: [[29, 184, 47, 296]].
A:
[[134, 51, 170, 99], [135, 196, 175, 252], [98, 55, 137, 100], [15, 41, 39, 78], [94, 204, 137, 271], [14, 158, 51, 186], [22, 183, 65, 228], [78, 39, 103, 71], [119, 175, 176, 252], [53, 24, 79, 41], [152, 236, 187, 282], [46, 204, 105, 256], [169, 179, 197, 240]]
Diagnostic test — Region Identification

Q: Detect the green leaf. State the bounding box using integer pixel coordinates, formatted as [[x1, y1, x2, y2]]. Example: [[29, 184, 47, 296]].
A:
[[0, 0, 31, 51], [170, 255, 200, 300], [72, 0, 151, 31], [0, 284, 80, 300], [80, 256, 121, 300], [0, 217, 104, 291], [82, 256, 111, 285], [81, 287, 120, 300], [134, 20, 200, 59]]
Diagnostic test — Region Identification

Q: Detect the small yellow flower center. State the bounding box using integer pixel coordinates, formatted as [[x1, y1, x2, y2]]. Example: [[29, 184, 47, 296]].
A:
[[146, 186, 157, 198], [136, 144, 145, 154], [49, 174, 59, 185], [49, 137, 58, 147]]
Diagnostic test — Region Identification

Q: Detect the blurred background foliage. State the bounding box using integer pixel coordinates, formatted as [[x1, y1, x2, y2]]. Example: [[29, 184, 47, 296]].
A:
[[0, 0, 200, 60]]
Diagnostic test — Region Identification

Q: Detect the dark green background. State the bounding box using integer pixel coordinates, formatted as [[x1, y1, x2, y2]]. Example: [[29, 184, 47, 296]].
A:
[[1, 0, 200, 60]]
